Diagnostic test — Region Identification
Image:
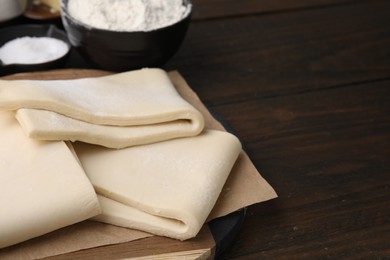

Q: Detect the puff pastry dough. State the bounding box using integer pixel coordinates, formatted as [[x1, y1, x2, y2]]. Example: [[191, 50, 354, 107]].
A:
[[73, 130, 241, 240], [15, 108, 202, 149], [0, 112, 100, 249], [0, 68, 204, 148]]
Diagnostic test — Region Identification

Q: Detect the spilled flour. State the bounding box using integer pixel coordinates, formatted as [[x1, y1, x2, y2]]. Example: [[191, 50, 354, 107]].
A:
[[67, 0, 191, 32]]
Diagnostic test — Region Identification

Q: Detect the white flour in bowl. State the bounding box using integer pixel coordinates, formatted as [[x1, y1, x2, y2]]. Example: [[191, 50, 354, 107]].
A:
[[0, 36, 69, 65], [67, 0, 191, 32]]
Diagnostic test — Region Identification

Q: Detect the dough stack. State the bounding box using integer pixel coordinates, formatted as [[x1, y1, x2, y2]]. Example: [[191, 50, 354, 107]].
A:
[[0, 68, 242, 248], [74, 129, 241, 240], [0, 68, 205, 148]]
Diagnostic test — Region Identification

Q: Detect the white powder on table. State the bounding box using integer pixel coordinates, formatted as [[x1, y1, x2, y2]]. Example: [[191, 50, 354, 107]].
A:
[[67, 0, 191, 32], [0, 37, 69, 65]]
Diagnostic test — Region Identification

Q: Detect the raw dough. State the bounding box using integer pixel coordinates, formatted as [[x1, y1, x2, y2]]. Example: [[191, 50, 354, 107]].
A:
[[0, 112, 101, 249], [0, 68, 204, 127], [15, 108, 203, 149], [73, 130, 241, 240]]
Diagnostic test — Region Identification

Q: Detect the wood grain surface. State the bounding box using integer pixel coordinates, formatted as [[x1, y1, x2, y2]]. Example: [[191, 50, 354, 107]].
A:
[[191, 0, 369, 20], [168, 0, 390, 259], [1, 0, 389, 259]]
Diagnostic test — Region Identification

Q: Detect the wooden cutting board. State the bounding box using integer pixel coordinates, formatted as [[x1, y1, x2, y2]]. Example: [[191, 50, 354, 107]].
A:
[[46, 226, 215, 260], [1, 69, 216, 260]]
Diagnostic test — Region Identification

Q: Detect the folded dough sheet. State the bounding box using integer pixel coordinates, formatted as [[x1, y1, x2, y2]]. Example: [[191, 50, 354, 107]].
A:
[[0, 112, 101, 249], [73, 129, 241, 240], [0, 68, 204, 148]]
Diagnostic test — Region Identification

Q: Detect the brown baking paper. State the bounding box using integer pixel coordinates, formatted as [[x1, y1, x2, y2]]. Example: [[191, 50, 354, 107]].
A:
[[0, 70, 277, 259]]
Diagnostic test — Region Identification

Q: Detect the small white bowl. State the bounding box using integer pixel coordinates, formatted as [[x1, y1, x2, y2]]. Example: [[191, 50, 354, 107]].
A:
[[0, 24, 71, 76]]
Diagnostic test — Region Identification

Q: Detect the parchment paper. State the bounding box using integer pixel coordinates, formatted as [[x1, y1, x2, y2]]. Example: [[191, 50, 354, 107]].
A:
[[0, 71, 277, 259]]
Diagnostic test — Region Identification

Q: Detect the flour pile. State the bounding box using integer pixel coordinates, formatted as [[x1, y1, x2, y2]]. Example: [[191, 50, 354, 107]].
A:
[[67, 0, 191, 32], [0, 37, 69, 65]]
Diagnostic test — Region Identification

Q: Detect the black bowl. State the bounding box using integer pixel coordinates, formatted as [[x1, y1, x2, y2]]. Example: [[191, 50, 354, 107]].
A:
[[61, 0, 192, 72], [0, 24, 71, 76]]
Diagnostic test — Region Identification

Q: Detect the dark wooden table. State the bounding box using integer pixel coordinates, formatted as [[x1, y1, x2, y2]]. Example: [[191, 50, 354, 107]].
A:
[[167, 0, 390, 259], [2, 0, 389, 259]]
